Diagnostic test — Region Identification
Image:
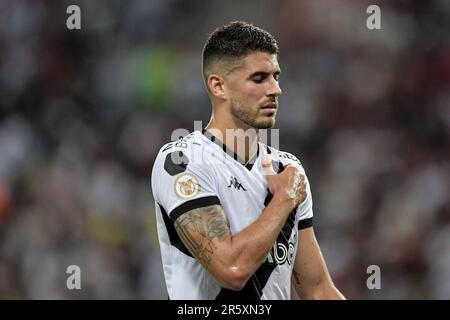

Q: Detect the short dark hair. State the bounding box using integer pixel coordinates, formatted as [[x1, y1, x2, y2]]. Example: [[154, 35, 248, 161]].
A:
[[202, 21, 279, 78]]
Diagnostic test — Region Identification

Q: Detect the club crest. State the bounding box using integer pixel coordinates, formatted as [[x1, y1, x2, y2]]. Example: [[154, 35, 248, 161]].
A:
[[174, 174, 201, 199]]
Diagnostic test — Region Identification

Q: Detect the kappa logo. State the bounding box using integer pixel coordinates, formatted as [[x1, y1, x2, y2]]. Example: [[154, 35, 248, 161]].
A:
[[227, 176, 247, 191], [174, 173, 201, 199]]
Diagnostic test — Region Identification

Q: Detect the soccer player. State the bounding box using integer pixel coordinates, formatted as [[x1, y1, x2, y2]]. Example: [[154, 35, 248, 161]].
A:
[[151, 21, 345, 300]]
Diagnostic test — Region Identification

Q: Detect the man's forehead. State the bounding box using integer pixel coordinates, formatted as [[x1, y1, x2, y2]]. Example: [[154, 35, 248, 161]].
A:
[[241, 52, 280, 72]]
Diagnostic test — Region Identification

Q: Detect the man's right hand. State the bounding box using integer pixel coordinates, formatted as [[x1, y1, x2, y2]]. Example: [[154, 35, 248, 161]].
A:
[[262, 155, 307, 210]]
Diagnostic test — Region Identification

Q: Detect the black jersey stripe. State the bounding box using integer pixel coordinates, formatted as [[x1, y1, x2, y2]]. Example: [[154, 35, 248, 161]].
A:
[[169, 196, 221, 223], [215, 190, 297, 301]]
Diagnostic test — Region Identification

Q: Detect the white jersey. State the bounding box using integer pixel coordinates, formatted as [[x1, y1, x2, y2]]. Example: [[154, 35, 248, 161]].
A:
[[151, 130, 314, 300]]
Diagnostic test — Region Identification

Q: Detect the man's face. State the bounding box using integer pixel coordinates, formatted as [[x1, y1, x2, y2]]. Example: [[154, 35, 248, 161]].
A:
[[226, 52, 282, 129]]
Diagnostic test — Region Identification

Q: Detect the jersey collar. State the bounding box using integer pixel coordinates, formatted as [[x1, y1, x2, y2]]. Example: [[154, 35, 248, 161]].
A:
[[201, 129, 259, 171]]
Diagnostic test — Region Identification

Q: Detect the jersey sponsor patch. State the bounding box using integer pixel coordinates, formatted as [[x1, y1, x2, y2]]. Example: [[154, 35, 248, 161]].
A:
[[174, 173, 201, 199]]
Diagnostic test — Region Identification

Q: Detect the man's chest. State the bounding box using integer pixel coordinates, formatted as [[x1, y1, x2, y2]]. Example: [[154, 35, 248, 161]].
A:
[[213, 163, 278, 232]]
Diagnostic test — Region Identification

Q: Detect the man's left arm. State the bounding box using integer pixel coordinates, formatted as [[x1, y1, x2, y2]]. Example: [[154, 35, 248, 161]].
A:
[[291, 226, 346, 300]]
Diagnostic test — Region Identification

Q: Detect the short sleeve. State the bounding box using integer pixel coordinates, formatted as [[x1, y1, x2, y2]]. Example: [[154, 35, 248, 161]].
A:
[[151, 146, 220, 223], [296, 173, 313, 230]]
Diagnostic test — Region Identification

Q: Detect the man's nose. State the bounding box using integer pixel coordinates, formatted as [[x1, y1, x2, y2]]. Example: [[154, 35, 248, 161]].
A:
[[267, 78, 282, 97]]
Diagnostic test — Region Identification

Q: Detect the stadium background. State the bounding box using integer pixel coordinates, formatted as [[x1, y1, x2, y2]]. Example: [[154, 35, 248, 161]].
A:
[[0, 0, 449, 299]]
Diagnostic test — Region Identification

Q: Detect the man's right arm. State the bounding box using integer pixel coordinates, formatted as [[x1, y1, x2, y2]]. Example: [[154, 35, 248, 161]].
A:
[[174, 158, 306, 291], [174, 200, 293, 290]]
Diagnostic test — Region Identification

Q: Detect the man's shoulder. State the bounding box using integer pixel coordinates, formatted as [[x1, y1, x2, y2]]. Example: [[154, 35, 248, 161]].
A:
[[155, 131, 207, 157], [263, 144, 304, 168], [153, 131, 213, 174]]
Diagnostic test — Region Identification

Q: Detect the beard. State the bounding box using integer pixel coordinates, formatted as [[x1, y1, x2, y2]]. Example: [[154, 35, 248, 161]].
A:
[[230, 98, 276, 129]]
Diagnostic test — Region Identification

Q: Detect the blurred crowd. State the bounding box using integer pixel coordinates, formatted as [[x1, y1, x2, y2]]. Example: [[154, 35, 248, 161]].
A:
[[0, 0, 449, 299]]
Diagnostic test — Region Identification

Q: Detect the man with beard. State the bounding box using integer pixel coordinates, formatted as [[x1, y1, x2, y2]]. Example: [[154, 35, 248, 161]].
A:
[[151, 21, 345, 300]]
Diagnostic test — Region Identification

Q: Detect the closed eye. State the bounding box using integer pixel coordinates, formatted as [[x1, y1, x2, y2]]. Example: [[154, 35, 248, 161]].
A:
[[250, 72, 266, 83], [250, 71, 281, 83], [253, 75, 267, 83], [274, 70, 281, 81]]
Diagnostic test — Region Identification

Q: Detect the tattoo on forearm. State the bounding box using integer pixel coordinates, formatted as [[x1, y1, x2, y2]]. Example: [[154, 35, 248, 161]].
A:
[[293, 269, 301, 285], [174, 205, 230, 269]]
